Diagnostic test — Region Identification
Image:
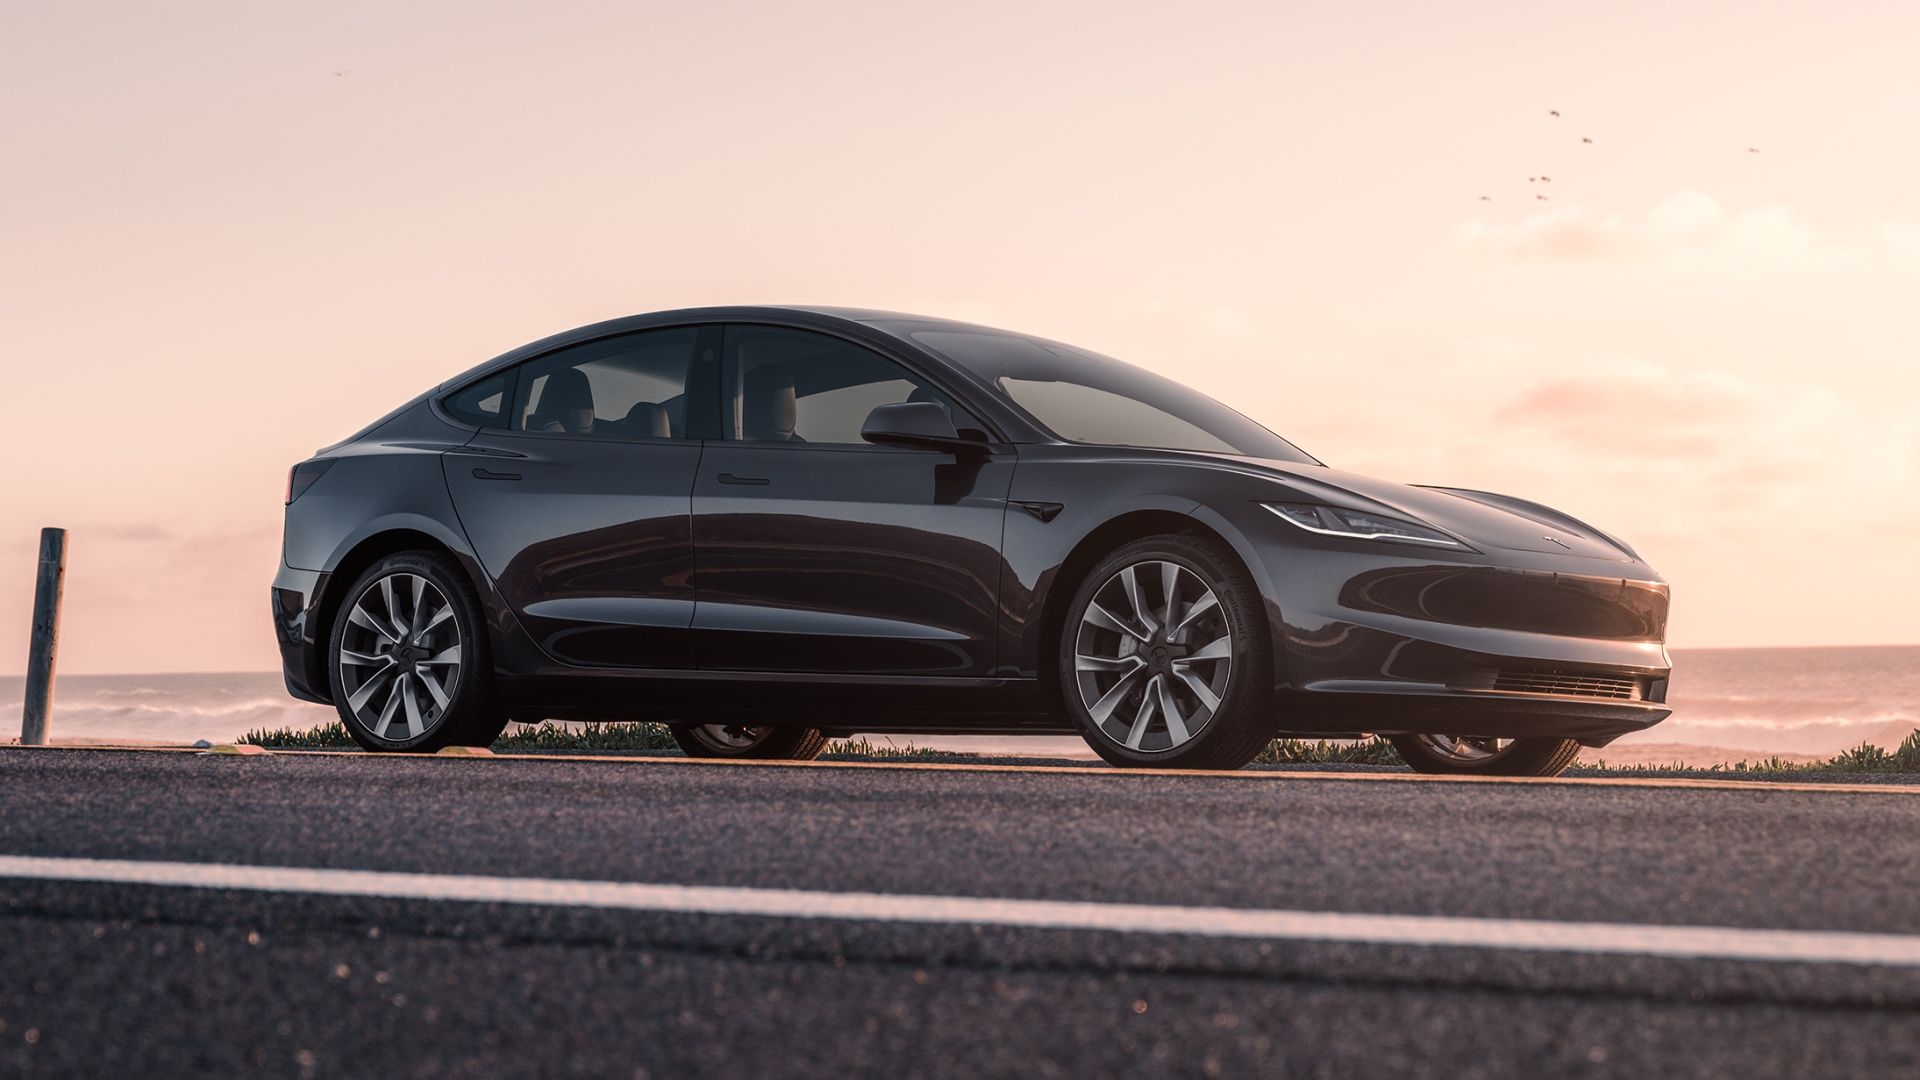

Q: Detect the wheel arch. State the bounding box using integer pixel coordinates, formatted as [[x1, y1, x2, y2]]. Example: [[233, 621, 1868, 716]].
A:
[[307, 526, 480, 699], [1034, 507, 1277, 714]]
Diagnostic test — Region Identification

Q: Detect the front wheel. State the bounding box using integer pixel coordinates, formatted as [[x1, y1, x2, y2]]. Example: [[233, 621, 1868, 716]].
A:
[[1060, 534, 1277, 770], [1387, 734, 1581, 777], [669, 724, 828, 760]]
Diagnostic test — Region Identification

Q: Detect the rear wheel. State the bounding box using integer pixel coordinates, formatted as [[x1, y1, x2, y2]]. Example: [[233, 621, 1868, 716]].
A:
[[328, 551, 508, 753], [1060, 534, 1276, 770], [669, 724, 828, 760], [1387, 733, 1582, 777]]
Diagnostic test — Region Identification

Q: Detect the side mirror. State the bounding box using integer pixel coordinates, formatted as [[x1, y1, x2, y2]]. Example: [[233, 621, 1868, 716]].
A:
[[861, 402, 982, 453]]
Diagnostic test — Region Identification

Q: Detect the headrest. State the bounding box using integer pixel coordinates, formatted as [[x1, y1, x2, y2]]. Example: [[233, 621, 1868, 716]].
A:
[[743, 364, 797, 441], [533, 367, 595, 434], [618, 402, 671, 439]]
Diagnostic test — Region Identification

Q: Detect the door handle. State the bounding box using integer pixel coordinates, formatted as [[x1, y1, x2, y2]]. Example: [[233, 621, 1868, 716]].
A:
[[472, 467, 522, 481], [717, 473, 770, 486]]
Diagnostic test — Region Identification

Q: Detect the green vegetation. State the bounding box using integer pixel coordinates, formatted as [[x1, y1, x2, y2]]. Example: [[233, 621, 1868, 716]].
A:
[[240, 722, 360, 748], [1578, 729, 1920, 777], [495, 722, 678, 753], [242, 724, 1031, 760], [240, 720, 677, 752], [820, 736, 982, 762], [238, 722, 1409, 764], [235, 721, 1920, 778], [1256, 737, 1403, 766]]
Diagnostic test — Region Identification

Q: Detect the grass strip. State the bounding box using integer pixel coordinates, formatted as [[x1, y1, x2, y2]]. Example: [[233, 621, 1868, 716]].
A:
[[238, 722, 1920, 777]]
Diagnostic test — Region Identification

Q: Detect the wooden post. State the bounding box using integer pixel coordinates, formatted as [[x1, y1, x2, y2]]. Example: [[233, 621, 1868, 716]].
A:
[[20, 527, 66, 746]]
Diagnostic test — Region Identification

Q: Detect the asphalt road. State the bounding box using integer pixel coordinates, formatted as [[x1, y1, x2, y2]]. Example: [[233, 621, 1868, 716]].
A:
[[1, 748, 1916, 1078]]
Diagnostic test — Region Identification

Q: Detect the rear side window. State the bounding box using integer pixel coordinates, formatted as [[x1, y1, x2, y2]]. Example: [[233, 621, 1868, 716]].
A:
[[443, 372, 512, 428], [512, 328, 702, 439]]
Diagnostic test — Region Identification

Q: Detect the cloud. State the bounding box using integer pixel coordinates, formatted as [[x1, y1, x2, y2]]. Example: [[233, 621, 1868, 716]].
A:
[[1492, 361, 1778, 458], [1450, 191, 1855, 270], [1294, 338, 1916, 558], [1489, 359, 1920, 551], [36, 521, 278, 604], [88, 524, 179, 543]]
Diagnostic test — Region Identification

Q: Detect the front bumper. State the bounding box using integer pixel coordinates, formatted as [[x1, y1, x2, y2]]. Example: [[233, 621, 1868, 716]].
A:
[[1233, 517, 1673, 746]]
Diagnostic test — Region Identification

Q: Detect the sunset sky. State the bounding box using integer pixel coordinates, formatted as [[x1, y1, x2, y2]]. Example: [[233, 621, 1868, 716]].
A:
[[4, 0, 1917, 674]]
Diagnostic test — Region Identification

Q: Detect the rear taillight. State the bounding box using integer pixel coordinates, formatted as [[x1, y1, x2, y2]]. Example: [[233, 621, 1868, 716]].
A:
[[286, 459, 337, 504]]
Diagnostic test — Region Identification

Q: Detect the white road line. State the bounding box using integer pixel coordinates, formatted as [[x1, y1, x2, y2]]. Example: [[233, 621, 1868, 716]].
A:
[[3, 854, 1917, 969]]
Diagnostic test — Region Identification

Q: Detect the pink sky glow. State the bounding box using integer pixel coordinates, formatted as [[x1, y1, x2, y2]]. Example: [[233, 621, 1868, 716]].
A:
[[3, 1, 1917, 674]]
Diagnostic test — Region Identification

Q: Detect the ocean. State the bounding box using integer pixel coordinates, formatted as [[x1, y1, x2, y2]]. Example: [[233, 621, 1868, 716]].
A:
[[3, 646, 1915, 757]]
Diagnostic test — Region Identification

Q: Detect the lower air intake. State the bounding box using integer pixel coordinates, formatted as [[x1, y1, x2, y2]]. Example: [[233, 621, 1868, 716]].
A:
[[1450, 668, 1646, 701]]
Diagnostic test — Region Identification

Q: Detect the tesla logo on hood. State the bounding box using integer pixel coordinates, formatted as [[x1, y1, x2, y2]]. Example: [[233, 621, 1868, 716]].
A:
[[1543, 535, 1571, 549]]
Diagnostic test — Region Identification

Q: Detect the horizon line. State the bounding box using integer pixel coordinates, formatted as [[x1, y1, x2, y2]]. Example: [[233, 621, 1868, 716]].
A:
[[4, 641, 1920, 681]]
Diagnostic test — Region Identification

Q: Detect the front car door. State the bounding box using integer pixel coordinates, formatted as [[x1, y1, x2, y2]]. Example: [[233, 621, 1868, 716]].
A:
[[691, 323, 1015, 676], [443, 324, 719, 668]]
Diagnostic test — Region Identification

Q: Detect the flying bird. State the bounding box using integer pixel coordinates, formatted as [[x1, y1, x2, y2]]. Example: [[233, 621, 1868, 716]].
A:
[[1582, 137, 1593, 144], [1478, 195, 1492, 201], [1536, 194, 1549, 201], [1528, 176, 1538, 182], [1747, 147, 1761, 154], [1549, 110, 1560, 117], [1539, 175, 1551, 182]]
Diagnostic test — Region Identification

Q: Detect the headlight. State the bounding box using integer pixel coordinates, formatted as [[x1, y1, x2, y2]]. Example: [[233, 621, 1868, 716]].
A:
[[1262, 502, 1465, 548]]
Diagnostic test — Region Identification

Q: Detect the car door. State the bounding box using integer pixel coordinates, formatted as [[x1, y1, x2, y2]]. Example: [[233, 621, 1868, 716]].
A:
[[691, 323, 1015, 676], [443, 324, 719, 668]]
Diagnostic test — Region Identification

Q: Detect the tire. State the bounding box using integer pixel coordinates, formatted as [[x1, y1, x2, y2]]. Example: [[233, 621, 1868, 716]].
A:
[[669, 723, 829, 760], [1060, 533, 1277, 770], [1387, 734, 1582, 777], [327, 551, 508, 753]]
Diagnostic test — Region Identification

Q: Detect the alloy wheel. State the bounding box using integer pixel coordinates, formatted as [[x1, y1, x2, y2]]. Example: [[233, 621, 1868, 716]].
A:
[[1074, 559, 1233, 753], [338, 572, 463, 742]]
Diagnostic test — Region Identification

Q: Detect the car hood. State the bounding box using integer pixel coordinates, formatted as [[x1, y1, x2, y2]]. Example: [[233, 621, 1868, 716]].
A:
[[1223, 458, 1637, 562]]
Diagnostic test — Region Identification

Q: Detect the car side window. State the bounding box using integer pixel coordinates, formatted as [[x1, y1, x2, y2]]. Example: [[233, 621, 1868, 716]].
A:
[[721, 325, 975, 446], [512, 328, 700, 439]]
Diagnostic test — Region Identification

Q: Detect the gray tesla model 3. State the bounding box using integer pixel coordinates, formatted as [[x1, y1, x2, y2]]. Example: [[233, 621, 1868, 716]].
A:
[[275, 307, 1671, 775]]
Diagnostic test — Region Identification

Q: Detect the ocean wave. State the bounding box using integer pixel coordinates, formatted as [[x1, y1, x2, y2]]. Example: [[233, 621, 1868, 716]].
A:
[[0, 696, 334, 742], [1616, 714, 1918, 755], [1669, 695, 1915, 721], [1664, 704, 1916, 727], [31, 697, 316, 719]]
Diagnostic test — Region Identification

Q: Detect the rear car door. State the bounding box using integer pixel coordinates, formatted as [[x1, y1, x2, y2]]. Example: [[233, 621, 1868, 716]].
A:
[[691, 324, 1015, 676], [443, 325, 719, 668]]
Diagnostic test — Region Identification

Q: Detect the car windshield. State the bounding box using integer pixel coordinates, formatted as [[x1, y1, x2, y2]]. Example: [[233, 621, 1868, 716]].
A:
[[901, 326, 1319, 463]]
